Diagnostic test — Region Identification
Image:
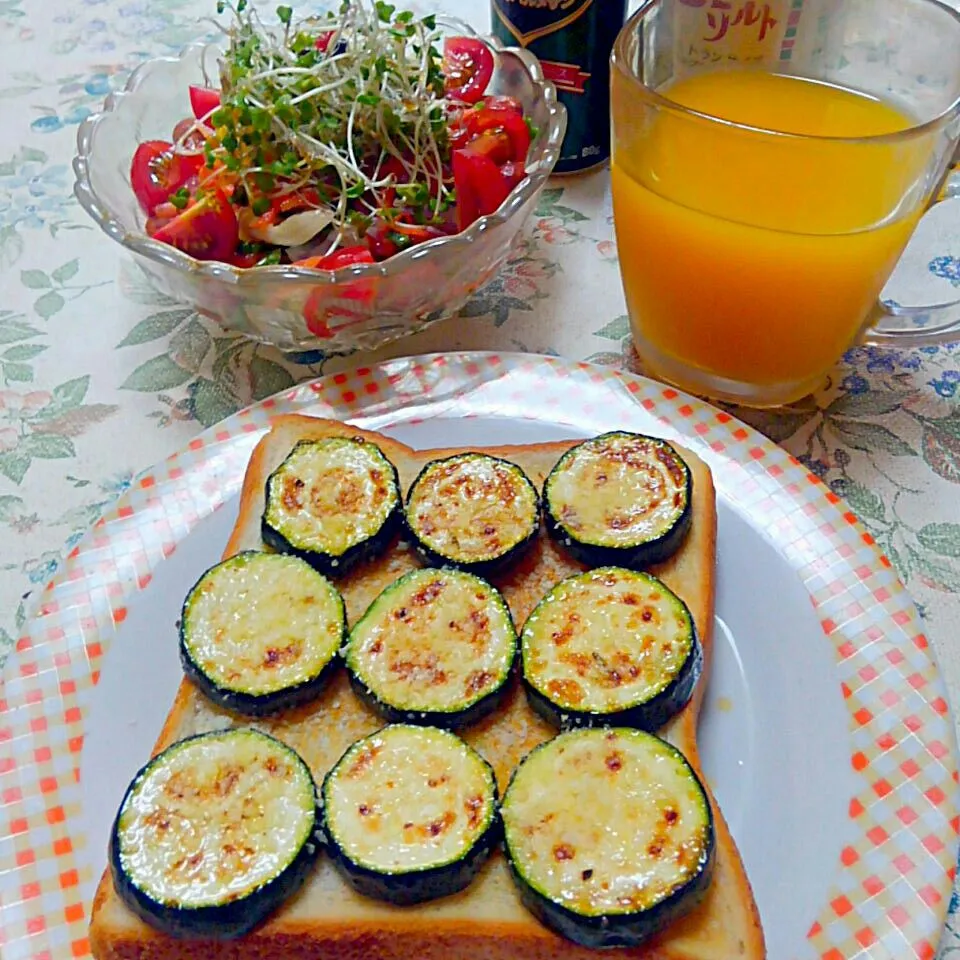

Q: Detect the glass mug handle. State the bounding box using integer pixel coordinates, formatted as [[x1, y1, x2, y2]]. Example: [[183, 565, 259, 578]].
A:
[[865, 160, 960, 348]]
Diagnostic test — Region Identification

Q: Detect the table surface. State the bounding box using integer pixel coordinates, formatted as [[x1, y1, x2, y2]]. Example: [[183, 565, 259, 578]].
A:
[[0, 0, 959, 953]]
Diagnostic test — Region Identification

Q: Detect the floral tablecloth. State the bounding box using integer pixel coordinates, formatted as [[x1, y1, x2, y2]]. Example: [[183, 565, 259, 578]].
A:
[[1, 0, 959, 952]]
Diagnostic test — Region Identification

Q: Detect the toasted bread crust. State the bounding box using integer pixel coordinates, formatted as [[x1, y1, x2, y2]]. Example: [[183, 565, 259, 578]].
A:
[[90, 415, 765, 960]]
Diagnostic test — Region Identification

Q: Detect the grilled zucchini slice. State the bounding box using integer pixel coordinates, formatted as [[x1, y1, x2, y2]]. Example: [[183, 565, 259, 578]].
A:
[[344, 568, 517, 729], [404, 453, 540, 575], [502, 728, 714, 949], [179, 551, 346, 716], [544, 431, 692, 569], [110, 728, 321, 939], [520, 567, 700, 731], [322, 724, 499, 905], [262, 437, 402, 577]]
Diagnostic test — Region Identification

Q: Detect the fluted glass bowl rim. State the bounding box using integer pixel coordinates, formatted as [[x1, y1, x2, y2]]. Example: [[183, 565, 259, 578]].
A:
[[71, 16, 566, 291]]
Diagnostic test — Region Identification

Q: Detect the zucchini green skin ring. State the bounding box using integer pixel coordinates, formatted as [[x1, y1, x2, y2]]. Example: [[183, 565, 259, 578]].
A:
[[543, 432, 693, 570], [522, 636, 701, 732], [347, 667, 515, 731], [321, 725, 501, 905], [180, 646, 343, 718], [507, 832, 714, 949], [403, 453, 541, 578], [501, 728, 715, 949], [520, 568, 701, 732], [261, 438, 403, 578], [344, 568, 518, 730], [323, 806, 502, 906], [178, 551, 347, 717], [109, 729, 322, 940]]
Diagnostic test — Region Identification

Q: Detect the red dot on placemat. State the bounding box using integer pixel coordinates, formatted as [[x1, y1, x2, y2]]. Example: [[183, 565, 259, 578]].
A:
[[21, 881, 41, 900], [867, 825, 889, 845], [46, 806, 65, 825], [830, 894, 853, 916], [854, 707, 873, 726], [877, 733, 897, 752], [16, 849, 35, 867], [60, 870, 79, 890], [342, 390, 357, 403], [925, 786, 947, 806], [928, 740, 949, 760], [807, 920, 822, 937], [53, 837, 72, 856], [822, 950, 844, 960], [888, 905, 910, 928], [915, 939, 936, 960], [863, 875, 884, 896], [923, 834, 945, 854], [919, 885, 943, 907], [872, 778, 892, 798], [854, 927, 877, 948], [70, 939, 89, 958], [64, 903, 84, 923], [901, 758, 921, 777], [26, 916, 46, 935], [894, 852, 915, 873], [850, 797, 866, 817], [897, 806, 919, 825]]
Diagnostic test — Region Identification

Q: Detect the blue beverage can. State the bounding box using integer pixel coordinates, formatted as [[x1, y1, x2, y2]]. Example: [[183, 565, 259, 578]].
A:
[[490, 0, 629, 173]]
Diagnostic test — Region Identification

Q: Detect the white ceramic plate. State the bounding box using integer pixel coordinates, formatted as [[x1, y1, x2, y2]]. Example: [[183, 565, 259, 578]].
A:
[[1, 353, 957, 960]]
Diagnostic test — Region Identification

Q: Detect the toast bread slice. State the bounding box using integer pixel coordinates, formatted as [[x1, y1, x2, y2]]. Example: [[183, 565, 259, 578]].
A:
[[89, 414, 766, 960]]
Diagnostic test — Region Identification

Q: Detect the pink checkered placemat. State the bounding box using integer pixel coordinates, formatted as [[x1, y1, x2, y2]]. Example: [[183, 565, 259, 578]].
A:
[[0, 352, 956, 960]]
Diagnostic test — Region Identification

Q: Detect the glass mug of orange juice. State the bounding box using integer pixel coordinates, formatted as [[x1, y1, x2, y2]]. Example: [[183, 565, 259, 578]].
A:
[[610, 0, 960, 407]]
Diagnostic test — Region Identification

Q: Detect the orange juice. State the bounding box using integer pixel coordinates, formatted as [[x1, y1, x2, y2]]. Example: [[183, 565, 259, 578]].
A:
[[611, 70, 932, 396]]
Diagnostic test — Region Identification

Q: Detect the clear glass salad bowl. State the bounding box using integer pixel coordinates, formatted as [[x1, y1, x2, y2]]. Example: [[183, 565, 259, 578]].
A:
[[73, 19, 566, 354]]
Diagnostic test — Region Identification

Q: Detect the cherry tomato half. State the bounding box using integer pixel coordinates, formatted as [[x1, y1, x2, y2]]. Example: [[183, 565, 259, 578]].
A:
[[172, 116, 212, 152], [464, 107, 531, 163], [150, 188, 239, 262], [130, 140, 203, 215], [452, 149, 520, 231], [296, 247, 377, 338], [188, 85, 221, 122], [295, 246, 375, 271], [442, 36, 494, 104]]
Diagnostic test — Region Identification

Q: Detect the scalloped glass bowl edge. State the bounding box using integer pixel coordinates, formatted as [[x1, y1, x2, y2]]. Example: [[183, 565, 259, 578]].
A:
[[72, 19, 567, 354]]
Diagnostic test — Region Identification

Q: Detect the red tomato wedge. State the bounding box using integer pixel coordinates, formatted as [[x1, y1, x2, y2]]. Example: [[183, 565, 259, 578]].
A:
[[442, 36, 494, 104], [189, 85, 221, 122], [297, 247, 377, 338], [130, 140, 203, 215], [294, 246, 375, 271], [150, 188, 239, 262], [464, 107, 531, 163], [452, 149, 514, 231], [172, 116, 213, 151]]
